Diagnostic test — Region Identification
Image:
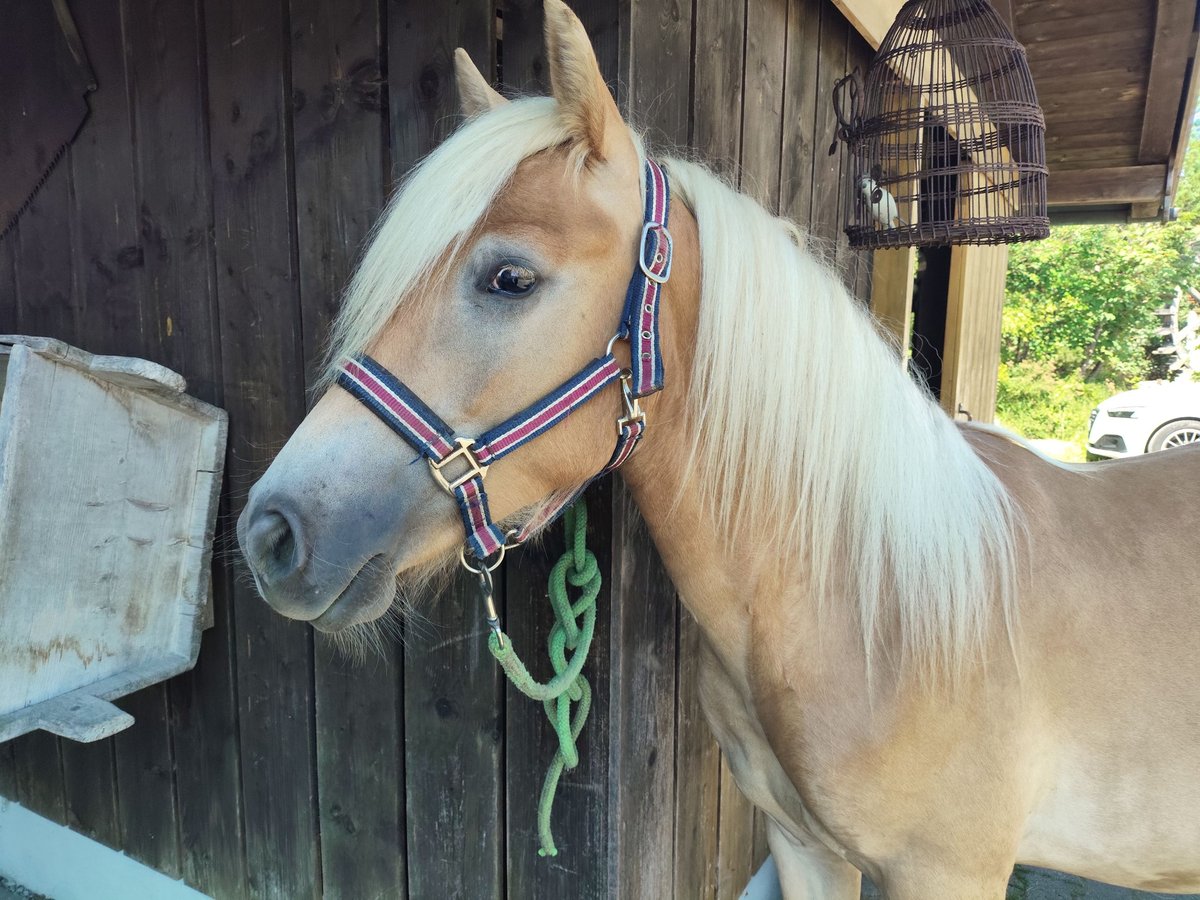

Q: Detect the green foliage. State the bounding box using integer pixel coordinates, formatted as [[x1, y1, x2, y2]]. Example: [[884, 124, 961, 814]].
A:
[[998, 115, 1200, 456], [1003, 223, 1200, 383], [995, 361, 1111, 450]]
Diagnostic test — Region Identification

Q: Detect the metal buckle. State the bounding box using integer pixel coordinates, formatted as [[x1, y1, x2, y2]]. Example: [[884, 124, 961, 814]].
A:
[[639, 222, 673, 284], [616, 371, 645, 436], [428, 437, 490, 493]]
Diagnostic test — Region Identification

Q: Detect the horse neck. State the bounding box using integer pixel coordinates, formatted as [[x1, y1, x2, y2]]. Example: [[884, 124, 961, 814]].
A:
[[617, 199, 858, 671]]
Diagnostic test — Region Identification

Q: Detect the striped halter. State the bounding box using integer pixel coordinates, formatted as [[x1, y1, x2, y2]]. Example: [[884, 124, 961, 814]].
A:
[[337, 159, 672, 566]]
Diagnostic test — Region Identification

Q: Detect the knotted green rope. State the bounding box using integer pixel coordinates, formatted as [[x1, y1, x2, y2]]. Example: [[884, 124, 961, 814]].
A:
[[487, 500, 599, 857]]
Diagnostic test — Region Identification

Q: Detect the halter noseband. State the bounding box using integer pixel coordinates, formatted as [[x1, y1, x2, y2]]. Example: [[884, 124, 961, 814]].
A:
[[336, 159, 672, 567]]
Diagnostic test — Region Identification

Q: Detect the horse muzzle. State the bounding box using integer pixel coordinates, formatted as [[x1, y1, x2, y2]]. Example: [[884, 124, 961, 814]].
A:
[[236, 414, 436, 631]]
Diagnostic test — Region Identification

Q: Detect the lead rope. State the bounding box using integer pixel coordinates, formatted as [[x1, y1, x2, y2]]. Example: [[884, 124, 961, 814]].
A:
[[486, 500, 599, 857]]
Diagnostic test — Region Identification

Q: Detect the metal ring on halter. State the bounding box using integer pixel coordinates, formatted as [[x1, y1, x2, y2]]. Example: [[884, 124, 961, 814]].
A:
[[605, 331, 626, 358], [457, 528, 521, 575], [459, 542, 507, 574]]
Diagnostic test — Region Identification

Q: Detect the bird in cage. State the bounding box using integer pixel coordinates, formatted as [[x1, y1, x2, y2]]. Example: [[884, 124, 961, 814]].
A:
[[860, 166, 907, 228]]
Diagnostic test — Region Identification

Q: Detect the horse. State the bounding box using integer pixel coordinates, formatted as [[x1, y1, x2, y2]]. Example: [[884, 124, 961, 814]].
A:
[[237, 2, 1200, 896]]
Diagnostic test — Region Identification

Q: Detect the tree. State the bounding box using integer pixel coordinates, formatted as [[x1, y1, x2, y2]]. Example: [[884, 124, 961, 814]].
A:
[[1003, 223, 1200, 383]]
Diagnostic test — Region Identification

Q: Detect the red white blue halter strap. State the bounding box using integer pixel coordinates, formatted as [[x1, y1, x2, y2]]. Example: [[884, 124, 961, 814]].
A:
[[336, 159, 672, 563]]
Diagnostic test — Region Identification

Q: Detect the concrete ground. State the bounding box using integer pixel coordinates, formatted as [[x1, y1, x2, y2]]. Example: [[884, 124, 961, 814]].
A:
[[859, 866, 1200, 899], [0, 877, 44, 900]]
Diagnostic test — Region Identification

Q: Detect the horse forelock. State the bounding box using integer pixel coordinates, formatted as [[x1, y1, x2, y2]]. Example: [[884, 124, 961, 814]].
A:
[[318, 96, 622, 396], [664, 157, 1023, 680]]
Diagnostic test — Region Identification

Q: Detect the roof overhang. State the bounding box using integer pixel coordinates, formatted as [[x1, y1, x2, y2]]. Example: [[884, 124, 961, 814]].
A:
[[831, 0, 1200, 223]]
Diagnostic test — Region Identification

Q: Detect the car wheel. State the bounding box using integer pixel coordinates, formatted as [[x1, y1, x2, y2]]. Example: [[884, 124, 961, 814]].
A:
[[1147, 418, 1200, 452]]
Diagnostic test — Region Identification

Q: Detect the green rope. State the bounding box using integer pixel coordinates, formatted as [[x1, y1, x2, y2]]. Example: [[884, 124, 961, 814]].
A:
[[488, 500, 599, 857]]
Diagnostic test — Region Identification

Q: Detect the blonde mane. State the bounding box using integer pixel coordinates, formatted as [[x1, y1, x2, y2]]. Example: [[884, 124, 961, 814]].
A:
[[321, 98, 579, 389], [666, 158, 1020, 676], [326, 98, 1020, 676]]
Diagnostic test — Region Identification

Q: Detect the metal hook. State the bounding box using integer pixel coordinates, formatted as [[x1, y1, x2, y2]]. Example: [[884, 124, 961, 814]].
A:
[[474, 565, 504, 648], [829, 66, 863, 155]]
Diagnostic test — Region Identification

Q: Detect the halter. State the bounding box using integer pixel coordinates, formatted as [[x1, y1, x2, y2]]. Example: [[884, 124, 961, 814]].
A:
[[336, 159, 672, 567]]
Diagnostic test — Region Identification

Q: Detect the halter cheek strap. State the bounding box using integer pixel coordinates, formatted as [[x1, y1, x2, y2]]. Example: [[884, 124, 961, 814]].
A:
[[336, 159, 671, 562]]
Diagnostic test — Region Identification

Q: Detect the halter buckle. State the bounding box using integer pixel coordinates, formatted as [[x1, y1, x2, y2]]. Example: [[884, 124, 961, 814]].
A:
[[639, 222, 673, 284], [428, 437, 490, 493], [617, 371, 645, 435]]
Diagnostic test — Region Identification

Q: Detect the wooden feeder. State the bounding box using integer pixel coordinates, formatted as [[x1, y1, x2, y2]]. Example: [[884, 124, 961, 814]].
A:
[[0, 336, 226, 743], [835, 0, 1049, 249]]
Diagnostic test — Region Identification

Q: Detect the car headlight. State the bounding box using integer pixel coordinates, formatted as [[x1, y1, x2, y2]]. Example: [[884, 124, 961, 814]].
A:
[[1106, 408, 1138, 418]]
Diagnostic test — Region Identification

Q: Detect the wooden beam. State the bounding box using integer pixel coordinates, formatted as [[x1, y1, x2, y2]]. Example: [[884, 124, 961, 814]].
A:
[[941, 245, 1010, 424], [1168, 25, 1200, 210], [1047, 164, 1167, 205], [870, 248, 917, 362], [829, 0, 902, 50], [1138, 0, 1197, 163]]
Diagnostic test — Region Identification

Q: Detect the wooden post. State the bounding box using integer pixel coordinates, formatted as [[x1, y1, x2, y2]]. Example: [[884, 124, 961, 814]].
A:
[[870, 247, 916, 362], [940, 244, 1010, 424]]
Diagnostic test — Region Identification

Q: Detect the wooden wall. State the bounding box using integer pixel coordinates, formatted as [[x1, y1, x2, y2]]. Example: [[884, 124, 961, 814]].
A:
[[0, 1, 872, 897]]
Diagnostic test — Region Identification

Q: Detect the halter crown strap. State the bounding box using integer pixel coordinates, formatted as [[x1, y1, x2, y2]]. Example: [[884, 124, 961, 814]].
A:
[[619, 159, 671, 398], [336, 159, 671, 561]]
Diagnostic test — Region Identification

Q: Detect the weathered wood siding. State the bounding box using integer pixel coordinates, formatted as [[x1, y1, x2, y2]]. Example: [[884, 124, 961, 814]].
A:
[[0, 1, 872, 896]]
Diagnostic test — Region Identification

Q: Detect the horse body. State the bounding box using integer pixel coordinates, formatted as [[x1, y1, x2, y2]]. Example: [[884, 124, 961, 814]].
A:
[[625, 302, 1200, 896], [238, 3, 1200, 895]]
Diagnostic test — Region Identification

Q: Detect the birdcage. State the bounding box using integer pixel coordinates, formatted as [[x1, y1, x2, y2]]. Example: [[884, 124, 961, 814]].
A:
[[834, 0, 1049, 249]]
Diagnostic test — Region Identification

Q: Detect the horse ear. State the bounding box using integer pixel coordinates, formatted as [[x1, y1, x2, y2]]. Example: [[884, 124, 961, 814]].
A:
[[544, 0, 622, 161], [454, 48, 507, 118]]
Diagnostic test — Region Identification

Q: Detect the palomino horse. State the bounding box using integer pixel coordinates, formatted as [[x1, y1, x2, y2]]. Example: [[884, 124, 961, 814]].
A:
[[239, 2, 1200, 896]]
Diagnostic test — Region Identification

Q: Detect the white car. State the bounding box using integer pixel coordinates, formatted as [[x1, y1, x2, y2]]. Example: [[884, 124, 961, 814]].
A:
[[1087, 380, 1200, 458]]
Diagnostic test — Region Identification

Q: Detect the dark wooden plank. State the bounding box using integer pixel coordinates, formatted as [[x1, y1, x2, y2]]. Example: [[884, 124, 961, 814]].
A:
[[60, 738, 121, 847], [386, 4, 504, 898], [838, 18, 875, 285], [121, 0, 245, 890], [10, 732, 65, 823], [0, 741, 16, 800], [500, 0, 620, 96], [780, 0, 822, 230], [388, 0, 494, 177], [673, 608, 720, 900], [716, 755, 756, 900], [67, 0, 145, 358], [505, 487, 613, 899], [205, 0, 317, 895], [1047, 164, 1166, 204], [622, 0, 694, 145], [1138, 0, 1197, 163], [288, 2, 407, 897], [606, 483, 681, 898], [692, 0, 746, 177], [809, 0, 848, 254], [12, 152, 77, 339], [1015, 0, 1145, 27], [0, 235, 16, 332], [500, 0, 548, 93], [752, 808, 770, 869], [498, 4, 617, 896], [740, 0, 788, 211], [61, 0, 185, 873], [1017, 10, 1141, 44], [611, 2, 694, 895], [402, 571, 505, 899], [113, 688, 182, 876], [1048, 148, 1142, 168], [7, 129, 75, 833]]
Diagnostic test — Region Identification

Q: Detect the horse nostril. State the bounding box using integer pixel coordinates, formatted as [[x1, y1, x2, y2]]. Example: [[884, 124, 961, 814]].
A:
[[245, 507, 307, 585]]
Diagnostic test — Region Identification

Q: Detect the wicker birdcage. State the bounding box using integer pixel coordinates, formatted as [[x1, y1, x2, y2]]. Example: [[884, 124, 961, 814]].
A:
[[834, 0, 1049, 249]]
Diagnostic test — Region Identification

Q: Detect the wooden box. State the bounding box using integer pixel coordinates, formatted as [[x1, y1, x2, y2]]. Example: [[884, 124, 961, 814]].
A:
[[0, 337, 226, 743]]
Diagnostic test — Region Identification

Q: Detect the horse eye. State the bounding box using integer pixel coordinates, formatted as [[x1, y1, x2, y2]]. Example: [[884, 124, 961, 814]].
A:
[[486, 263, 537, 297]]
